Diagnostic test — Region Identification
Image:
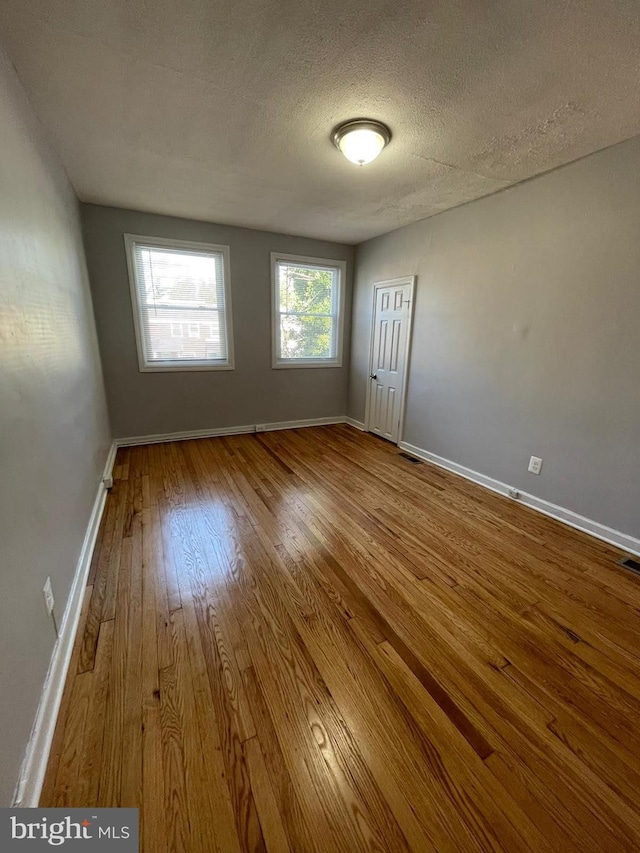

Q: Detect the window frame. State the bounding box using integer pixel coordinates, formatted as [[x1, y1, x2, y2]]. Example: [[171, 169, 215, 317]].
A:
[[124, 233, 234, 373], [270, 252, 346, 369]]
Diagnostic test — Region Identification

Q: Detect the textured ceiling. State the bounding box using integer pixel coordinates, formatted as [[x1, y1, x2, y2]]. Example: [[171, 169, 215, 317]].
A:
[[3, 0, 640, 243]]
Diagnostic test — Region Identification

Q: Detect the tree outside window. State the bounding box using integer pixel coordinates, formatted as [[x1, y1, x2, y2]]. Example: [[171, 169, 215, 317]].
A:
[[273, 255, 344, 366]]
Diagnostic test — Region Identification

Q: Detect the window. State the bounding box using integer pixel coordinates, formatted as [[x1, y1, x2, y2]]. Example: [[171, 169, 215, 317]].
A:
[[271, 253, 346, 368], [124, 234, 234, 371]]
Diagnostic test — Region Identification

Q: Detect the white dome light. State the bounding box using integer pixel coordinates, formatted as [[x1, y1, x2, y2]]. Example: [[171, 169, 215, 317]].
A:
[[332, 120, 391, 166]]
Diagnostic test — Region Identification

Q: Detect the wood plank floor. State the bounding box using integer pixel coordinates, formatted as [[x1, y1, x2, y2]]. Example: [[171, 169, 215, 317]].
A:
[[42, 424, 640, 851]]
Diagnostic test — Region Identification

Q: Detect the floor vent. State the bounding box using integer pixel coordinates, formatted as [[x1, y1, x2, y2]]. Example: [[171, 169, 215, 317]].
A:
[[398, 452, 422, 464], [619, 556, 640, 575]]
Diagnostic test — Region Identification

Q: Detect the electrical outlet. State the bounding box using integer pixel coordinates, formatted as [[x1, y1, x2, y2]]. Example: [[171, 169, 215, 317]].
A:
[[43, 576, 55, 617], [508, 487, 520, 499], [103, 475, 114, 489], [528, 456, 543, 475], [255, 424, 268, 433]]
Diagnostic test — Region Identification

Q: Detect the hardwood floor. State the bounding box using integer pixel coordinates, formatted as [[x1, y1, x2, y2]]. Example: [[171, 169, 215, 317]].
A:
[[42, 424, 640, 851]]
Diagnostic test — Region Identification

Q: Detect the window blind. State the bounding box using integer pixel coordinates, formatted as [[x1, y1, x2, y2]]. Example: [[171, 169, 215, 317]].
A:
[[128, 239, 231, 369], [274, 259, 341, 363]]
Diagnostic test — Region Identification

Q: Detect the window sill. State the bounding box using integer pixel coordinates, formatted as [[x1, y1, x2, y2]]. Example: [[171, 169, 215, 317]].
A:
[[138, 363, 235, 373], [272, 361, 343, 369]]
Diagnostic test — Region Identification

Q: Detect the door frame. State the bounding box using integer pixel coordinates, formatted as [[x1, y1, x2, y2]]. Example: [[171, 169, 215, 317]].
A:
[[364, 275, 416, 444]]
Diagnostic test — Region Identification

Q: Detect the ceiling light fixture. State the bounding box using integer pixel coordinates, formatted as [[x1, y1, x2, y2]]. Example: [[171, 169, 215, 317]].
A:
[[331, 119, 391, 166]]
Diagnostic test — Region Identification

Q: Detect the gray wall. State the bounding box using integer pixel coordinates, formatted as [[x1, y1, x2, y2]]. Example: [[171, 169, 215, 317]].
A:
[[349, 135, 640, 539], [0, 48, 111, 803], [83, 205, 354, 438]]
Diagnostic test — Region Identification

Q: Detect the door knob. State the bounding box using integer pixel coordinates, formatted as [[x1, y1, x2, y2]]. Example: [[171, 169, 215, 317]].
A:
[[370, 373, 378, 380]]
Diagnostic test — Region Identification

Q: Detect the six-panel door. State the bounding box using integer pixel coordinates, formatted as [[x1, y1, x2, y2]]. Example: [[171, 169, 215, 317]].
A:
[[368, 282, 412, 442]]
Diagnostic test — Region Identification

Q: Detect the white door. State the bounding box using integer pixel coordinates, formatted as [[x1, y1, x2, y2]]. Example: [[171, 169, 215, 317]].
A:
[[366, 277, 414, 443]]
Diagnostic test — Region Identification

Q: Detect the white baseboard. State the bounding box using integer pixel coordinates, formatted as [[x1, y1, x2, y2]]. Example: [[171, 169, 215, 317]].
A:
[[399, 441, 640, 558], [12, 441, 117, 808], [344, 417, 366, 431], [257, 416, 345, 433], [116, 423, 255, 448], [116, 416, 347, 448], [102, 440, 118, 485]]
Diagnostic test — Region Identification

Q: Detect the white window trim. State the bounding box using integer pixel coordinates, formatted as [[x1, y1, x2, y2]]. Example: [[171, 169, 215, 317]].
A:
[[124, 233, 235, 373], [270, 252, 346, 369]]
